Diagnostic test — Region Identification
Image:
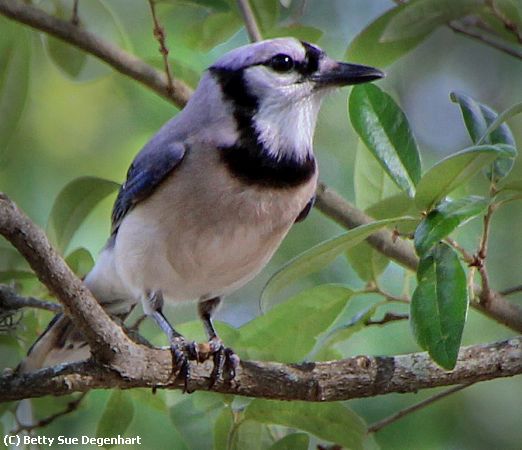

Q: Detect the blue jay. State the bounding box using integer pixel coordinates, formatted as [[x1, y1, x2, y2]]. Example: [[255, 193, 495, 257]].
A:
[[21, 38, 383, 385]]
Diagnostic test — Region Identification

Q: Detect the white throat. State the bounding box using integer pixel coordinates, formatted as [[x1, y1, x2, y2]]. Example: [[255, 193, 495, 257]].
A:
[[252, 94, 323, 162]]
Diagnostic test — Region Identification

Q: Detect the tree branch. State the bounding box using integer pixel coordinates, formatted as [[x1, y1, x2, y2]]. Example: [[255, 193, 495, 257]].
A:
[[0, 194, 146, 372], [0, 194, 520, 403], [1, 337, 520, 403], [0, 0, 521, 364], [0, 0, 192, 108], [315, 184, 522, 333]]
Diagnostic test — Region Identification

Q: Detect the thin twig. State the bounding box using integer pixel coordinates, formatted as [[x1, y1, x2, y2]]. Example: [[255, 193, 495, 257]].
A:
[[12, 392, 87, 434], [478, 203, 497, 261], [449, 20, 522, 60], [0, 309, 22, 333], [237, 0, 262, 42], [445, 238, 475, 265], [368, 383, 474, 434], [0, 0, 192, 108], [365, 312, 408, 326], [486, 0, 522, 43], [129, 314, 147, 331], [476, 202, 498, 302], [393, 0, 522, 59], [366, 284, 410, 304], [0, 285, 62, 313], [500, 285, 522, 297], [148, 0, 174, 97], [71, 0, 79, 26]]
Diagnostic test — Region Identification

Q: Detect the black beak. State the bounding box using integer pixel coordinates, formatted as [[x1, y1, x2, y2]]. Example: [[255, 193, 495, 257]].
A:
[[312, 62, 385, 87]]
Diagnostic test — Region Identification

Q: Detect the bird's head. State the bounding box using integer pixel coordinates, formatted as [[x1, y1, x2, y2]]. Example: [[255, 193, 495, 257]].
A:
[[188, 38, 384, 163], [210, 37, 383, 107]]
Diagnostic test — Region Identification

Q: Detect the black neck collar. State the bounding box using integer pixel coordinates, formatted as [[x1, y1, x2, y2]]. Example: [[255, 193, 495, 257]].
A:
[[210, 67, 316, 188]]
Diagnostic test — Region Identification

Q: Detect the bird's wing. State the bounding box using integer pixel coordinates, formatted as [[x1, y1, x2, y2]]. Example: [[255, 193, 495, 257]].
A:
[[111, 141, 187, 234]]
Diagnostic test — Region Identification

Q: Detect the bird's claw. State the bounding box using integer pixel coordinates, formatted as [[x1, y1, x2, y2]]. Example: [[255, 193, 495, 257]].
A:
[[169, 337, 198, 393], [206, 338, 240, 388]]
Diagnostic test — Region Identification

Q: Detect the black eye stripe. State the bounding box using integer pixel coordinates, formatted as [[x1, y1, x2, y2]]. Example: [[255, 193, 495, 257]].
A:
[[300, 41, 322, 74]]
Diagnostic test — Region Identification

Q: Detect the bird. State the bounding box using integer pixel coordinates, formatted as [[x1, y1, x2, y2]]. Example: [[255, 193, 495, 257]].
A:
[[19, 37, 384, 385]]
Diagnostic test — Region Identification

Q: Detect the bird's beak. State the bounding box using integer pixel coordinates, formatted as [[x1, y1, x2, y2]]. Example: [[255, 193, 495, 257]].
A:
[[311, 61, 385, 88]]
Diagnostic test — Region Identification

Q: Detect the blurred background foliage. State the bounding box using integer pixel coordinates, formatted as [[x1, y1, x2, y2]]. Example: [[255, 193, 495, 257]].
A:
[[1, 0, 522, 449]]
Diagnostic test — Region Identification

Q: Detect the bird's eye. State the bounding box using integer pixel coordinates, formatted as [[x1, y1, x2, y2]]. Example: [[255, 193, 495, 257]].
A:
[[269, 54, 294, 72]]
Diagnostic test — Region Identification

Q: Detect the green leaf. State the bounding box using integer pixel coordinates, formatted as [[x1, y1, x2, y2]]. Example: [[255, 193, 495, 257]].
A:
[[410, 243, 468, 370], [262, 217, 415, 303], [239, 285, 353, 363], [170, 392, 224, 450], [415, 144, 516, 210], [450, 92, 517, 182], [65, 247, 95, 278], [214, 407, 233, 450], [269, 433, 309, 450], [314, 305, 378, 357], [47, 176, 120, 253], [494, 0, 522, 26], [349, 84, 421, 196], [181, 0, 232, 11], [96, 390, 135, 446], [354, 140, 401, 210], [0, 21, 30, 153], [0, 244, 33, 282], [43, 0, 131, 81], [381, 0, 484, 42], [266, 25, 323, 42], [346, 3, 432, 67], [246, 400, 366, 450], [250, 0, 280, 33], [451, 92, 513, 146], [346, 241, 389, 282], [365, 192, 418, 219], [0, 401, 14, 418], [414, 196, 489, 256], [229, 420, 275, 450], [476, 102, 522, 145], [480, 0, 522, 42], [499, 179, 522, 192], [45, 36, 87, 78], [129, 389, 167, 413], [187, 11, 242, 51], [475, 100, 522, 182]]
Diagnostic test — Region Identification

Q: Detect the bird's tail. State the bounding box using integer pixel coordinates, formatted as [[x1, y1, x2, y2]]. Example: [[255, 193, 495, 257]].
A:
[[18, 246, 133, 374], [17, 313, 90, 374]]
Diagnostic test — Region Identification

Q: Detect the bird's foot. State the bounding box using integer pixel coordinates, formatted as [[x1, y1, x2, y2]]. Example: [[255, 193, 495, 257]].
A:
[[198, 337, 239, 388], [168, 337, 199, 392]]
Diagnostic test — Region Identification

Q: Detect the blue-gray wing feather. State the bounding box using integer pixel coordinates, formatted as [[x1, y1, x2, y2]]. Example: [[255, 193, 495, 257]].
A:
[[111, 141, 186, 234]]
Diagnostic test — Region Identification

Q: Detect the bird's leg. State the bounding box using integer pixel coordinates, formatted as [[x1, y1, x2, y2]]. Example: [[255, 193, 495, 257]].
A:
[[147, 291, 198, 391], [198, 297, 240, 386]]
